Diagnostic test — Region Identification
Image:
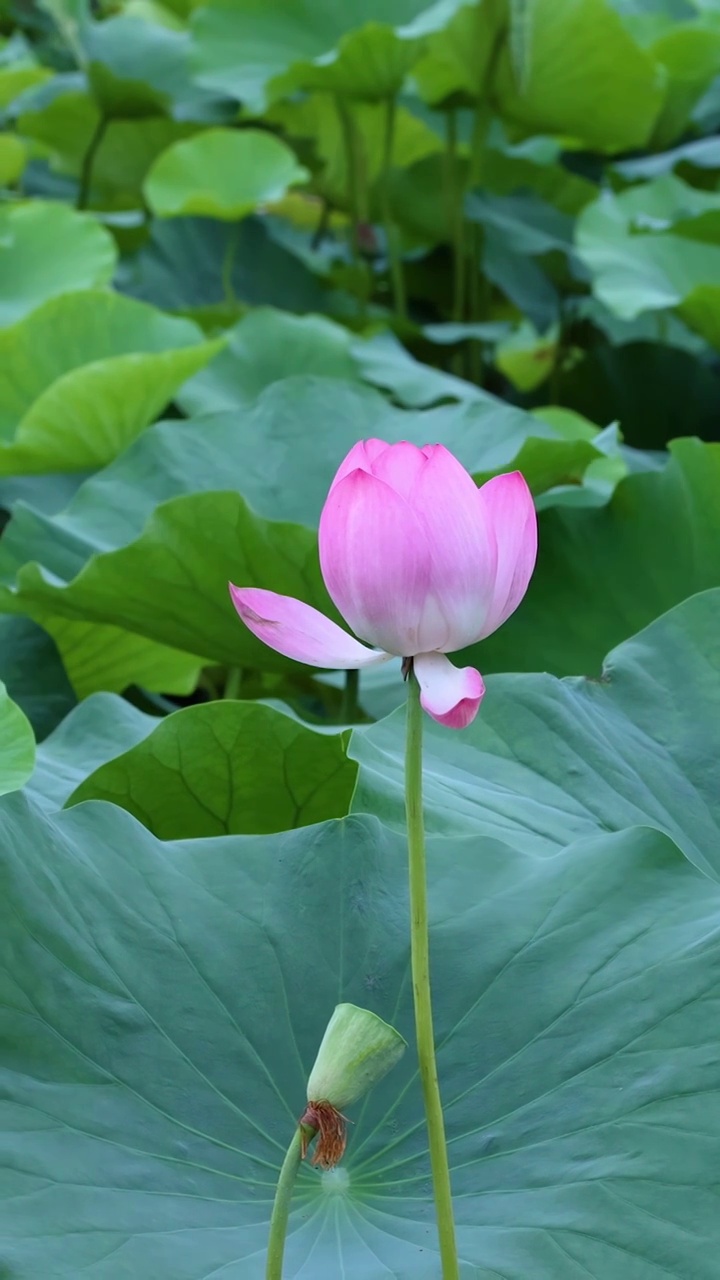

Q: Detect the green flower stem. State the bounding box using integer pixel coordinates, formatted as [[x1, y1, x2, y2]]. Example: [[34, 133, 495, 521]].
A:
[[266, 1126, 313, 1280], [77, 114, 108, 210], [446, 110, 466, 327], [380, 97, 407, 320], [221, 224, 240, 306], [223, 667, 243, 700], [405, 671, 460, 1280], [340, 667, 360, 722]]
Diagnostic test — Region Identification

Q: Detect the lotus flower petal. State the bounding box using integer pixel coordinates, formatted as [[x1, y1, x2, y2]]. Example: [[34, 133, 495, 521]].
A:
[[476, 471, 537, 639], [319, 468, 434, 655], [413, 651, 485, 729], [229, 585, 391, 669]]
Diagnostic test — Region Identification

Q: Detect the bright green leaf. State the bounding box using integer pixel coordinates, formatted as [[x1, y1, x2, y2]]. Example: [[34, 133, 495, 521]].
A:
[[178, 308, 357, 413], [0, 290, 224, 474], [191, 0, 473, 110], [649, 22, 720, 147], [0, 616, 75, 741], [495, 0, 662, 150], [0, 134, 27, 185], [145, 128, 308, 220], [0, 62, 52, 109], [69, 700, 356, 836], [0, 681, 35, 794], [0, 201, 116, 328], [38, 614, 202, 699]]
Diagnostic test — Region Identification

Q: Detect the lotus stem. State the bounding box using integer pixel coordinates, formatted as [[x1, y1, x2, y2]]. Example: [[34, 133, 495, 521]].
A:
[[405, 668, 460, 1280], [265, 1126, 306, 1280], [77, 114, 108, 210], [380, 97, 407, 320], [340, 667, 360, 721]]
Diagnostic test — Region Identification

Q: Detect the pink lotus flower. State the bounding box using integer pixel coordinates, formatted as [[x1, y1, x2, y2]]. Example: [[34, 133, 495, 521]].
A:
[[229, 440, 537, 729]]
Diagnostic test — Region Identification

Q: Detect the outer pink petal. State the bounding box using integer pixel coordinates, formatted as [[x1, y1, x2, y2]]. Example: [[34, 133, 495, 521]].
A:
[[475, 471, 537, 639], [328, 438, 388, 494], [229, 585, 391, 669], [411, 445, 498, 652], [319, 469, 433, 655], [414, 652, 485, 729]]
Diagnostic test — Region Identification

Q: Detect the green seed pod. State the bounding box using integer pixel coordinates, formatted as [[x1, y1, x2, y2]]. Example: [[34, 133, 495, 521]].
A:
[[306, 1003, 406, 1110]]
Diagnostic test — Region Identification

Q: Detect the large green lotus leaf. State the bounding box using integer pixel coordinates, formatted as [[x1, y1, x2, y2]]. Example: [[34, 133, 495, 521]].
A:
[[0, 290, 223, 474], [0, 616, 75, 741], [37, 613, 203, 699], [145, 128, 309, 220], [0, 378, 612, 669], [27, 692, 157, 812], [466, 189, 576, 259], [349, 331, 599, 445], [0, 201, 116, 328], [352, 588, 720, 878], [494, 0, 662, 150], [2, 794, 720, 1276], [411, 0, 504, 106], [69, 700, 355, 836], [479, 140, 597, 216], [191, 0, 473, 110], [0, 489, 329, 672], [647, 21, 720, 147], [576, 175, 720, 319], [387, 141, 595, 253], [83, 13, 227, 120], [465, 439, 720, 677], [680, 283, 720, 349], [178, 308, 357, 414], [556, 338, 720, 448], [16, 85, 97, 172], [0, 681, 35, 795], [118, 214, 328, 314]]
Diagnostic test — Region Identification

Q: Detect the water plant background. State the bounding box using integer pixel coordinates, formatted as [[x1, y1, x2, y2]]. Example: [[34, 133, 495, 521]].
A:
[[1, 0, 720, 1276]]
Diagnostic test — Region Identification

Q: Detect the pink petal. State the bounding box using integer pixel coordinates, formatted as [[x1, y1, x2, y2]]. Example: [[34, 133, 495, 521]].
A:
[[228, 585, 391, 669], [411, 445, 498, 652], [368, 440, 429, 500], [476, 471, 537, 639], [319, 469, 434, 656], [414, 651, 485, 729], [328, 438, 388, 493]]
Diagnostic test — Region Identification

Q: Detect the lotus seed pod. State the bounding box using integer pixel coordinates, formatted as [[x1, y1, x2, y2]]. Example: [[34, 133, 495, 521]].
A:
[[306, 1003, 406, 1110], [300, 1004, 406, 1169]]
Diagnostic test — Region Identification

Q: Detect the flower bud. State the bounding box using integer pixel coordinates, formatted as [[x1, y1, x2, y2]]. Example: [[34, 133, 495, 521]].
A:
[[300, 1003, 406, 1169]]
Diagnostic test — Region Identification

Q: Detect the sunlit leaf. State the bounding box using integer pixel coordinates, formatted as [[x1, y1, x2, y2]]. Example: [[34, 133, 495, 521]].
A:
[[69, 699, 355, 836], [0, 290, 224, 473], [144, 128, 308, 220], [0, 201, 116, 328]]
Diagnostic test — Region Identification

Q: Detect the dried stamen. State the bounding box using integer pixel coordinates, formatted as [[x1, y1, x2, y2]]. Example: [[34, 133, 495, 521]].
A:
[[299, 1100, 348, 1169]]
